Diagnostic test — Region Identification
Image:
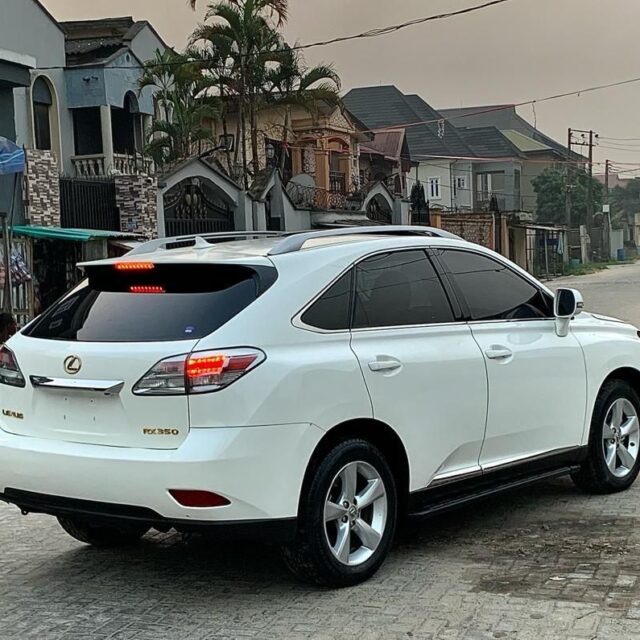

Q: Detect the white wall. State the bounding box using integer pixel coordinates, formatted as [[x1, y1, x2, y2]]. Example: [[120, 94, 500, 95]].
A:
[[130, 26, 168, 65], [405, 160, 454, 209]]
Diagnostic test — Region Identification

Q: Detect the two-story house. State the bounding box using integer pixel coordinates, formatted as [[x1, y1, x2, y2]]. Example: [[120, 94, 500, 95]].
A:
[[343, 86, 577, 217]]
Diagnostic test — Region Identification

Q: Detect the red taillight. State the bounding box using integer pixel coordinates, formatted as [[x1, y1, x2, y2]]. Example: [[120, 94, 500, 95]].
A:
[[115, 262, 155, 271], [0, 346, 25, 388], [129, 285, 165, 294], [186, 354, 227, 378], [168, 489, 230, 508], [133, 348, 265, 396]]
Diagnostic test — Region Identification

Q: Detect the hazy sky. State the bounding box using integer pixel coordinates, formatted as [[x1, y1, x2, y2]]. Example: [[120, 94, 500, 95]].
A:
[[44, 0, 640, 174]]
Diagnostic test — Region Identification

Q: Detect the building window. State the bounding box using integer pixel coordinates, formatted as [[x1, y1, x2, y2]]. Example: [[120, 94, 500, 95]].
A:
[[32, 77, 53, 151], [428, 177, 441, 200], [453, 176, 467, 197]]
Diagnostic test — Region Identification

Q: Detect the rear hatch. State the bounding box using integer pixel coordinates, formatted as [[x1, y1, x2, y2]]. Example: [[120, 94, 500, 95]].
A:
[[1, 260, 275, 449]]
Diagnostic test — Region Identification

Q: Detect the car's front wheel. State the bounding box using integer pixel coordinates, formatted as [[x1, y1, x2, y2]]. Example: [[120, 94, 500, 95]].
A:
[[282, 438, 397, 587], [57, 517, 149, 547], [572, 379, 640, 493]]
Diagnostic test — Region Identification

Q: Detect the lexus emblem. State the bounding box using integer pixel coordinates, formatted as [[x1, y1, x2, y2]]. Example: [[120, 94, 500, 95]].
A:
[[64, 355, 82, 375]]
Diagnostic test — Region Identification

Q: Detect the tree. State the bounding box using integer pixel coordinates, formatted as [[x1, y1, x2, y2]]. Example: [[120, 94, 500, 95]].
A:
[[139, 50, 219, 169], [611, 178, 640, 229], [532, 167, 603, 226], [264, 44, 341, 172], [189, 0, 290, 186]]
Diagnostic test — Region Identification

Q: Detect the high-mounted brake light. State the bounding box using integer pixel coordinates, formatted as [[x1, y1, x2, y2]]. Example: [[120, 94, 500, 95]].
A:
[[0, 346, 26, 388], [129, 285, 165, 294], [133, 348, 265, 396], [114, 262, 155, 271]]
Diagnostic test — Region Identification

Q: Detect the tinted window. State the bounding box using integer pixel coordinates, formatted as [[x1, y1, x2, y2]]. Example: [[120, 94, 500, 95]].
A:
[[438, 249, 552, 321], [301, 271, 352, 330], [353, 250, 453, 329], [24, 264, 275, 342]]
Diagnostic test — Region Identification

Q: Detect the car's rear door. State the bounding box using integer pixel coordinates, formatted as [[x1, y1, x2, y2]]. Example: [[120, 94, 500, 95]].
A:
[[433, 247, 587, 469], [348, 249, 488, 490]]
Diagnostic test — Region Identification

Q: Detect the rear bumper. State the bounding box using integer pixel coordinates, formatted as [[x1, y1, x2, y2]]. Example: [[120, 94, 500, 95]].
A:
[[0, 422, 323, 534], [0, 488, 297, 541]]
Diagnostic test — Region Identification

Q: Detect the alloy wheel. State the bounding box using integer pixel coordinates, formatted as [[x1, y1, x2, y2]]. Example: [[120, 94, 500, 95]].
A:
[[323, 460, 387, 566], [602, 397, 640, 478]]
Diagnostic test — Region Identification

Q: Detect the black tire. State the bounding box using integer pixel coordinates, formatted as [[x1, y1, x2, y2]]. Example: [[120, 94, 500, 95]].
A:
[[57, 517, 149, 547], [572, 379, 640, 494], [282, 438, 397, 588]]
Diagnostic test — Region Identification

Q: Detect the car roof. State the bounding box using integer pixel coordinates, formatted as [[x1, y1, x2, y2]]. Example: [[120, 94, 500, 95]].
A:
[[80, 227, 463, 268]]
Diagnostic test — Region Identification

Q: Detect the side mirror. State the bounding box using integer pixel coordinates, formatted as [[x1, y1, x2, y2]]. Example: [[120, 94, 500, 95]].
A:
[[554, 288, 584, 318], [554, 288, 584, 337]]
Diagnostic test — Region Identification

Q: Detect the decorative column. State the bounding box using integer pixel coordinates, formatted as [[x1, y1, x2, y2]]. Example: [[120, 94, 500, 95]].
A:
[[100, 105, 114, 175]]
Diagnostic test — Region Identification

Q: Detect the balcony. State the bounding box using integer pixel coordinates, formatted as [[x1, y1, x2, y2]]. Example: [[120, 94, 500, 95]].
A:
[[71, 153, 153, 177]]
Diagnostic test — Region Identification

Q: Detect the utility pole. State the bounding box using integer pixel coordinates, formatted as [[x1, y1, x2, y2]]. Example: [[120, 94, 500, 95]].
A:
[[568, 128, 598, 233], [604, 159, 610, 202], [565, 128, 573, 228], [587, 129, 595, 235]]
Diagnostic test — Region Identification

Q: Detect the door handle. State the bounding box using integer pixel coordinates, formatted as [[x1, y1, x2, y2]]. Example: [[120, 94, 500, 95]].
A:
[[484, 346, 513, 360], [368, 358, 402, 372]]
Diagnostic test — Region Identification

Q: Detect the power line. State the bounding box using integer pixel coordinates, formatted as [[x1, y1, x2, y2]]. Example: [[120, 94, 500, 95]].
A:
[[288, 0, 517, 52], [35, 0, 516, 71]]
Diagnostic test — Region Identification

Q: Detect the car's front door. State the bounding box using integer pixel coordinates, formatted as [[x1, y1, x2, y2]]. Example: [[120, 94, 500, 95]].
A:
[[348, 249, 488, 491], [434, 248, 587, 470]]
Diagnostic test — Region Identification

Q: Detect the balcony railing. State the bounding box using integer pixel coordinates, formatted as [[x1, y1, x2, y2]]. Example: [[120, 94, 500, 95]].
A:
[[72, 153, 153, 177], [329, 171, 346, 195], [287, 182, 347, 210]]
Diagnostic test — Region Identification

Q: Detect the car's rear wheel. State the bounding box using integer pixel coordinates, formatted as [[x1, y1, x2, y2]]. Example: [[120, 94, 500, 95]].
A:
[[572, 379, 640, 493], [282, 438, 397, 587], [57, 517, 149, 547]]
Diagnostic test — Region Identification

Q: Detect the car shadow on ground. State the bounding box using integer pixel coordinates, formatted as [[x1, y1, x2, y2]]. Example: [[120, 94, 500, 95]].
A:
[[35, 477, 591, 596]]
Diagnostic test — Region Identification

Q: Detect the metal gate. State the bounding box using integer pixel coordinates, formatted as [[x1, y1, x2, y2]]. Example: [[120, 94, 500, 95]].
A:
[[164, 178, 234, 237], [60, 177, 119, 230]]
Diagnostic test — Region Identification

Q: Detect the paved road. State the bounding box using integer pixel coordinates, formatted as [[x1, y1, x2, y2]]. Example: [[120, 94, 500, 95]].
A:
[[3, 263, 640, 640], [550, 261, 640, 326]]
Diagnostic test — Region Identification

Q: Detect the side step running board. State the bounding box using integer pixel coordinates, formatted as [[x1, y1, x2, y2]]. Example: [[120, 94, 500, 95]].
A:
[[408, 465, 581, 519]]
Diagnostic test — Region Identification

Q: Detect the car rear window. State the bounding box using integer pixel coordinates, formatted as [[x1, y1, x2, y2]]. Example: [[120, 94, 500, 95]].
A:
[[24, 263, 276, 342]]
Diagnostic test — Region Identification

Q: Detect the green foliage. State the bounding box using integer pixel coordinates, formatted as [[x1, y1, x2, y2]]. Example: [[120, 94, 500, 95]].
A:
[[532, 167, 603, 226], [139, 50, 219, 169], [188, 0, 341, 183], [611, 178, 640, 229]]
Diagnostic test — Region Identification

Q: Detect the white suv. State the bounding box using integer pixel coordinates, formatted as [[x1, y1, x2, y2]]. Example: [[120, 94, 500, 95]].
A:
[[1, 226, 640, 587]]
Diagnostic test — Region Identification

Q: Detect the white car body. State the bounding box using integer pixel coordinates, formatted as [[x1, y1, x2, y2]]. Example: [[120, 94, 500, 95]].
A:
[[0, 227, 639, 545]]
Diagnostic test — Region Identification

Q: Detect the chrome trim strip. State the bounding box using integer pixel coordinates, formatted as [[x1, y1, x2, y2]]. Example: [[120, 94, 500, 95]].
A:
[[426, 447, 582, 489], [429, 465, 483, 488], [480, 446, 580, 472], [30, 376, 125, 396]]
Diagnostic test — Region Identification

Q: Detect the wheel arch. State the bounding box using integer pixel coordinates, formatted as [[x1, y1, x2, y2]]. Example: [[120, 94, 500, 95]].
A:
[[600, 367, 640, 398], [297, 418, 411, 518]]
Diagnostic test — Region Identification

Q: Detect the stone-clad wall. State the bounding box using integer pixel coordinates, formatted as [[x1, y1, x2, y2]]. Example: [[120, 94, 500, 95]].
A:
[[24, 149, 61, 227], [114, 174, 158, 238]]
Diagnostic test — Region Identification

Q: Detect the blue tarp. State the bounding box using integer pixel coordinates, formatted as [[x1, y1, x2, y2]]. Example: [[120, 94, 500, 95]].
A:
[[0, 137, 25, 176]]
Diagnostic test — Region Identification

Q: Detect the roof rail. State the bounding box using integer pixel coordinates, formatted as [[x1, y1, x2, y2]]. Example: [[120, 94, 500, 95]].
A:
[[127, 231, 288, 256], [267, 226, 460, 256]]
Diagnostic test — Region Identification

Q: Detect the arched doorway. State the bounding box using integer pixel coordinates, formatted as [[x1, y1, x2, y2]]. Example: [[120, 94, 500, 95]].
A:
[[164, 177, 235, 236], [31, 76, 60, 157], [112, 91, 143, 155]]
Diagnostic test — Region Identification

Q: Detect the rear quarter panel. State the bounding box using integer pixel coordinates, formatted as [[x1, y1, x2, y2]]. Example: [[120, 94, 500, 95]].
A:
[[187, 251, 373, 431]]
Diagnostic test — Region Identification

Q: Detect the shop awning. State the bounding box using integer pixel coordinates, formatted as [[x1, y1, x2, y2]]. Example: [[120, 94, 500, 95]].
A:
[[11, 226, 141, 242]]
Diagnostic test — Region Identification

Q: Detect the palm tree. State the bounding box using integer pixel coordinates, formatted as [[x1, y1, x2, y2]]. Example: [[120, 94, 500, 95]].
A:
[[139, 50, 219, 169], [265, 45, 341, 172], [189, 0, 290, 186]]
